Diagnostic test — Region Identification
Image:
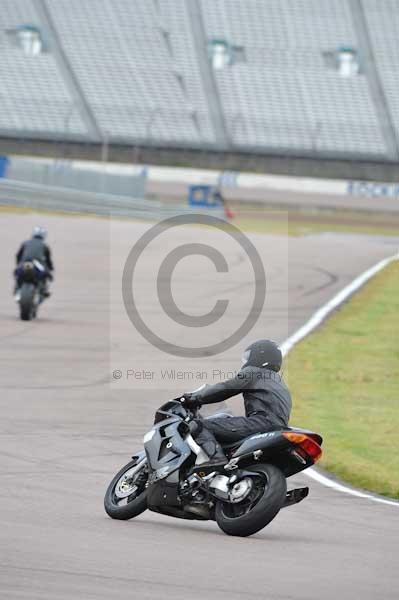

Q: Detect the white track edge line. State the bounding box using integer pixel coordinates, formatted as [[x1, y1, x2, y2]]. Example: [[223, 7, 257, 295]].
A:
[[280, 251, 399, 507]]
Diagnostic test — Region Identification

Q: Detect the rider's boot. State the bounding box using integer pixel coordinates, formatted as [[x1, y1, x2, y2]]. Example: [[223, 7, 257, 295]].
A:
[[13, 280, 20, 301], [192, 436, 227, 473], [196, 456, 228, 473], [42, 281, 51, 298]]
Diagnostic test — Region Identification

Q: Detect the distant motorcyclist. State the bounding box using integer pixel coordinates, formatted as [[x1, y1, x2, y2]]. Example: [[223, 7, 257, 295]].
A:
[[14, 226, 54, 297], [181, 340, 292, 471], [212, 187, 235, 220]]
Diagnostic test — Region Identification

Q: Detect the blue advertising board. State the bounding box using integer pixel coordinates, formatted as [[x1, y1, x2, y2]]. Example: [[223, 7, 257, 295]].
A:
[[188, 185, 223, 208], [0, 157, 9, 178]]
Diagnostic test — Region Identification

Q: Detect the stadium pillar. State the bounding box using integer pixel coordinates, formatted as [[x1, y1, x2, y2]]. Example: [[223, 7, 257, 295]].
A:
[[186, 0, 230, 149], [349, 0, 399, 160], [34, 0, 102, 142]]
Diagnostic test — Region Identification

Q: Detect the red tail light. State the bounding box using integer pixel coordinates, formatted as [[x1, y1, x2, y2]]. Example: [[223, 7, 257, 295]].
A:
[[282, 432, 323, 463]]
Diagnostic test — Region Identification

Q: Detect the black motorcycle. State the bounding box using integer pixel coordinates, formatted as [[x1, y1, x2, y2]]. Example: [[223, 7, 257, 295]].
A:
[[104, 400, 323, 537], [14, 260, 48, 321]]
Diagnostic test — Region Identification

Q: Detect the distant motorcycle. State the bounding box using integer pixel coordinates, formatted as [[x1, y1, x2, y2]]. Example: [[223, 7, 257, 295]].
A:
[[104, 399, 323, 537], [15, 260, 48, 321]]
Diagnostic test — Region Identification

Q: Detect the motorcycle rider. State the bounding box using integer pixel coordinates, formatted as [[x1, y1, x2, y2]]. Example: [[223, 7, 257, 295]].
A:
[[181, 340, 291, 471], [14, 226, 54, 298]]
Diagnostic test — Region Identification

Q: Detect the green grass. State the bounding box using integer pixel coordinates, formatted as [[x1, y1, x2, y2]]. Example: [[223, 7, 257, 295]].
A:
[[285, 261, 399, 498], [234, 214, 399, 237], [0, 205, 92, 218], [2, 204, 399, 237]]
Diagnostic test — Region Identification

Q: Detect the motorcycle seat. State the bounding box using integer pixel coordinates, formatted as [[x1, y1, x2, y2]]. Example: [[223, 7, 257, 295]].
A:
[[222, 427, 322, 450], [221, 434, 259, 450], [204, 414, 256, 450]]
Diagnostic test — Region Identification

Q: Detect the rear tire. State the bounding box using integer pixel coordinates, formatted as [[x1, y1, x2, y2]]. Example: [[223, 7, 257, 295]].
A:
[[215, 464, 286, 537], [19, 284, 35, 321], [104, 459, 148, 521]]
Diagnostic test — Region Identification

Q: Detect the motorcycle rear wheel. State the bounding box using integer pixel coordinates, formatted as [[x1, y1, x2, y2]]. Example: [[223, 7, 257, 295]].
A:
[[19, 284, 36, 321], [215, 463, 286, 537], [104, 458, 148, 520]]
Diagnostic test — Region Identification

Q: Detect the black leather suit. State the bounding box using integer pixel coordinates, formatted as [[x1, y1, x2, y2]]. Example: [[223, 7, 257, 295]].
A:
[[191, 366, 292, 459], [16, 238, 54, 272]]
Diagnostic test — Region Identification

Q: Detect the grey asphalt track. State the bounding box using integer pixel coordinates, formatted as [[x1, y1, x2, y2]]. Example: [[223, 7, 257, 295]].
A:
[[1, 212, 398, 600]]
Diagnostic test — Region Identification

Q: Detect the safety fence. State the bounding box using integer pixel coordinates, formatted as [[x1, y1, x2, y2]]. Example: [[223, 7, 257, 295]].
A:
[[5, 157, 147, 199]]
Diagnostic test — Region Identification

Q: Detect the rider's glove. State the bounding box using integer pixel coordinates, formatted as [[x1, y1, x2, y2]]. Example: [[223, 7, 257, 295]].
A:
[[180, 393, 202, 409]]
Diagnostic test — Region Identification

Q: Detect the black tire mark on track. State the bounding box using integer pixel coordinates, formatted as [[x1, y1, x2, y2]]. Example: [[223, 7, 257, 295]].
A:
[[290, 263, 340, 298]]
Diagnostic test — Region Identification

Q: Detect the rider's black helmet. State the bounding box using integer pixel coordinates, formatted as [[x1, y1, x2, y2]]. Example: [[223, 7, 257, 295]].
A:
[[241, 339, 282, 371]]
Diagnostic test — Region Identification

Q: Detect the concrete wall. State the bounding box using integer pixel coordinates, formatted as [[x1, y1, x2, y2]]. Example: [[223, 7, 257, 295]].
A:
[[1, 136, 399, 182]]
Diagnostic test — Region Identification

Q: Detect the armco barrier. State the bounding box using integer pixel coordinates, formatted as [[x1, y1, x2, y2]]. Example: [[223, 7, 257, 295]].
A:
[[6, 157, 146, 198], [0, 179, 225, 220]]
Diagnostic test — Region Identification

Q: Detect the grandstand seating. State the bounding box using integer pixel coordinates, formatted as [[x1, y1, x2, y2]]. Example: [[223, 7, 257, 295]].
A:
[[0, 0, 397, 159], [47, 0, 215, 144], [363, 0, 399, 142], [201, 0, 386, 155], [0, 0, 87, 136]]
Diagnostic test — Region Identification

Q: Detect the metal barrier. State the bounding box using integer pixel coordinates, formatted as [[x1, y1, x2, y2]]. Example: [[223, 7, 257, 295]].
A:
[[0, 179, 225, 221], [6, 158, 147, 198]]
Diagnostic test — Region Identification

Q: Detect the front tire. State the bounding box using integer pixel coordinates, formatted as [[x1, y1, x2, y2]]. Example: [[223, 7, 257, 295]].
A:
[[104, 458, 148, 520], [215, 464, 286, 537]]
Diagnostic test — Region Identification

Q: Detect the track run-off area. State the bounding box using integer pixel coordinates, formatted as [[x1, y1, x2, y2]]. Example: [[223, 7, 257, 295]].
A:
[[1, 211, 398, 600]]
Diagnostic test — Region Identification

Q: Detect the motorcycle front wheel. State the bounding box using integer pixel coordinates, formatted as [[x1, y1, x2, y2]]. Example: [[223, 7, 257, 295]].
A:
[[215, 463, 286, 537], [104, 458, 148, 520]]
